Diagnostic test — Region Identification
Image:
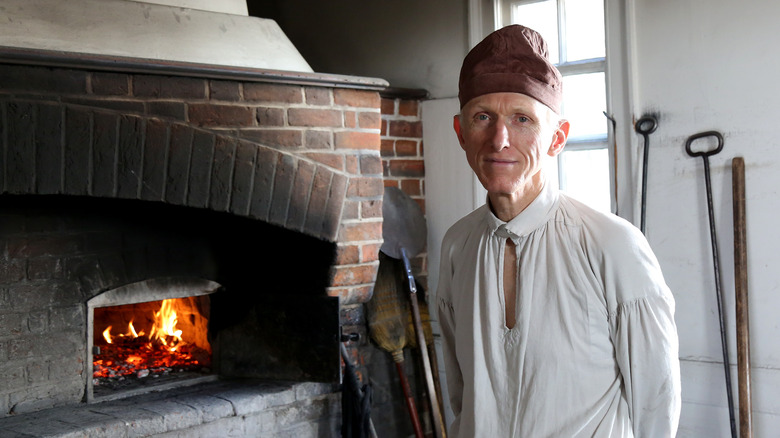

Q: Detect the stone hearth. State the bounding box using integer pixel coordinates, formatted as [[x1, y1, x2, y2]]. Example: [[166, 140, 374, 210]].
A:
[[0, 380, 340, 438]]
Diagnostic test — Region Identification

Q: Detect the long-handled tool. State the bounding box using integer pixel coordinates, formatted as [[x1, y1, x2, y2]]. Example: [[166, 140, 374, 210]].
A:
[[732, 157, 752, 438], [367, 252, 424, 438], [401, 248, 446, 438], [635, 116, 657, 234], [685, 131, 736, 438], [406, 285, 446, 426], [381, 187, 447, 438]]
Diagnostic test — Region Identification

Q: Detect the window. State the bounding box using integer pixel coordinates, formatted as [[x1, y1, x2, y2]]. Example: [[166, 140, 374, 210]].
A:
[[497, 0, 610, 212]]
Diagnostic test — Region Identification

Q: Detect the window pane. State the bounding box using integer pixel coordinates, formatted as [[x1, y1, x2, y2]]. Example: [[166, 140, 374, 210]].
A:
[[562, 72, 606, 140], [559, 148, 611, 211], [510, 0, 559, 64], [563, 0, 605, 61]]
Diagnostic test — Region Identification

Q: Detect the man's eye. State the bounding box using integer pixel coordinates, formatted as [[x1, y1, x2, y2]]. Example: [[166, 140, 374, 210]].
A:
[[476, 114, 490, 121], [515, 116, 529, 123]]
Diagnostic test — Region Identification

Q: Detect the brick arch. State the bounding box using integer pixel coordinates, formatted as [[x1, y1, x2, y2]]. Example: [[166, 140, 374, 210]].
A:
[[0, 99, 346, 242]]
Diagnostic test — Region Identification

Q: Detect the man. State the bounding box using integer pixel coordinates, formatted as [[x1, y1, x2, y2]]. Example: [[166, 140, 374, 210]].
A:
[[436, 25, 681, 437]]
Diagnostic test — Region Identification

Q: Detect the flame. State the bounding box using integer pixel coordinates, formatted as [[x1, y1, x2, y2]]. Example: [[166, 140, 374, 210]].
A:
[[102, 321, 145, 345], [94, 296, 211, 381], [103, 326, 113, 344], [128, 321, 141, 338], [150, 299, 183, 351]]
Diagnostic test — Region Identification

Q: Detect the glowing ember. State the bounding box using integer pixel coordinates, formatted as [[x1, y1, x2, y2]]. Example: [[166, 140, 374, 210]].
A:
[[93, 297, 211, 386], [126, 355, 143, 365]]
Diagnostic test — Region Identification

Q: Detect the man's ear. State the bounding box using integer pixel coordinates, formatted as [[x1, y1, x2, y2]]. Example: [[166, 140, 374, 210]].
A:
[[548, 119, 570, 157], [453, 114, 466, 150]]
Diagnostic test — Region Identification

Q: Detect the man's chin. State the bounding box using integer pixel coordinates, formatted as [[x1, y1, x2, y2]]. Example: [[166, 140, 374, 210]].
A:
[[479, 177, 522, 194], [482, 178, 544, 198]]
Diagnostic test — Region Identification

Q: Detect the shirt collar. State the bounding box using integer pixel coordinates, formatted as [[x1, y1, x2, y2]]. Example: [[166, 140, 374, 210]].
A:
[[486, 180, 559, 243]]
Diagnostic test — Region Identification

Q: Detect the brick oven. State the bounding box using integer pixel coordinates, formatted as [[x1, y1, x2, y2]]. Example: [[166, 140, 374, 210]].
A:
[[0, 35, 388, 438]]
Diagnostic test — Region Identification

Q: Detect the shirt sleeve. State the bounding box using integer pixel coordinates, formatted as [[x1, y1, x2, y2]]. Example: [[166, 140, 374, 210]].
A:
[[601, 224, 682, 437], [436, 236, 464, 422], [438, 295, 463, 418], [611, 294, 681, 438]]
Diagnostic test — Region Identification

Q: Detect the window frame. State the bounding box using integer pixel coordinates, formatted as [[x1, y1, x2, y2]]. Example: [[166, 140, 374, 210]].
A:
[[496, 0, 611, 210]]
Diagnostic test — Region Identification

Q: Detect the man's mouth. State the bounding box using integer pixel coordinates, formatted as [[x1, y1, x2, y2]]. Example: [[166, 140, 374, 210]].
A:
[[486, 158, 517, 165]]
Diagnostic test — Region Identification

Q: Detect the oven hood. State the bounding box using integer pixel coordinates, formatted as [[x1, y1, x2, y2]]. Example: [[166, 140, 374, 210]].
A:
[[0, 0, 313, 73]]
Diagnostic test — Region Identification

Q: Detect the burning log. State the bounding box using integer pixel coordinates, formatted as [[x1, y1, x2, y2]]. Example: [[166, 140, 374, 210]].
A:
[[93, 298, 212, 389]]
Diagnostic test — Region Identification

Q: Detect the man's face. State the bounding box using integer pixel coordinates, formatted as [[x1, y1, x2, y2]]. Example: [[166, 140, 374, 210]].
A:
[[453, 92, 569, 198]]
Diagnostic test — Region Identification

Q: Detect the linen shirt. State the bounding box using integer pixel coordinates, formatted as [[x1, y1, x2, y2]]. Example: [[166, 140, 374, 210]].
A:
[[436, 181, 681, 437]]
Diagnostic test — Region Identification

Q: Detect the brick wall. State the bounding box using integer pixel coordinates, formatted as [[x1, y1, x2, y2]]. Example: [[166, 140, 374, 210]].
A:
[[380, 90, 428, 287], [340, 91, 428, 347], [354, 89, 431, 438], [0, 62, 385, 306], [0, 61, 434, 435], [0, 61, 386, 421]]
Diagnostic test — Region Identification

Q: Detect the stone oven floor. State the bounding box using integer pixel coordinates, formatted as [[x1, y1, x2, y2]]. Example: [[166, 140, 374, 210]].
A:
[[0, 380, 341, 437]]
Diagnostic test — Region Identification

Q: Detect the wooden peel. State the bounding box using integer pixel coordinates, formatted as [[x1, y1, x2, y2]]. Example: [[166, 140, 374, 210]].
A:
[[381, 187, 447, 438], [732, 157, 752, 438]]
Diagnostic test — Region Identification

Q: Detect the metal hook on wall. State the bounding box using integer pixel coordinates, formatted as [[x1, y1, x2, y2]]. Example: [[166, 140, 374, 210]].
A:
[[635, 116, 658, 234]]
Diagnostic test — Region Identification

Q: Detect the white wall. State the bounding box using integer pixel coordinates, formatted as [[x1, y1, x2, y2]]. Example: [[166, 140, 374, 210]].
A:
[[423, 0, 780, 436], [629, 0, 780, 435], [422, 97, 475, 426]]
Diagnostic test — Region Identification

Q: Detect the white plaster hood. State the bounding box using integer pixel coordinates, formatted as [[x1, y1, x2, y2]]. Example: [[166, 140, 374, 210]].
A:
[[0, 0, 314, 73]]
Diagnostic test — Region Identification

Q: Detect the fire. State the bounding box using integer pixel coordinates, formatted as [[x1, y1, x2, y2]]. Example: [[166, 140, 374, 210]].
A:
[[103, 326, 113, 344], [149, 299, 183, 350], [93, 296, 211, 385], [102, 321, 145, 345], [129, 321, 142, 338], [126, 355, 144, 365]]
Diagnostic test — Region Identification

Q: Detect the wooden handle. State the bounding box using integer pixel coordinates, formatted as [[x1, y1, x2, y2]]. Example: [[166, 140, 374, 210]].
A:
[[409, 293, 447, 438], [402, 249, 447, 438], [733, 157, 752, 438], [428, 343, 446, 426], [396, 361, 425, 438]]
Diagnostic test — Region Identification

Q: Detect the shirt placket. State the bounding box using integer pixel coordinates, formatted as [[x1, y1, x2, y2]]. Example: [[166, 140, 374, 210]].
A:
[[496, 225, 521, 335]]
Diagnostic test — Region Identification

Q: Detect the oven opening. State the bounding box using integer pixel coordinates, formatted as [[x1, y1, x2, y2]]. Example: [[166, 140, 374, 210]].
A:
[[93, 296, 212, 393], [87, 278, 220, 402]]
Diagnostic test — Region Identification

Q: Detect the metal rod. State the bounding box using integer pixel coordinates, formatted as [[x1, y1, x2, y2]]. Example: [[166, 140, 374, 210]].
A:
[[635, 116, 657, 234], [704, 157, 737, 438], [685, 131, 736, 438]]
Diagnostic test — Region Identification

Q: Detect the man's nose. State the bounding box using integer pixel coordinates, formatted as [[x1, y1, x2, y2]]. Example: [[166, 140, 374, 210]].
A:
[[490, 120, 510, 151]]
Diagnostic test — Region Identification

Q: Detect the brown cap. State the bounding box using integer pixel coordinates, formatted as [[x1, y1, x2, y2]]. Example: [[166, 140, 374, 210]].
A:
[[458, 25, 563, 114]]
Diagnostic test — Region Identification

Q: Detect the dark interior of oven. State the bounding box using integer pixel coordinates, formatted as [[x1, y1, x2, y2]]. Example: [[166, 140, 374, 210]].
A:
[[1, 194, 341, 403]]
